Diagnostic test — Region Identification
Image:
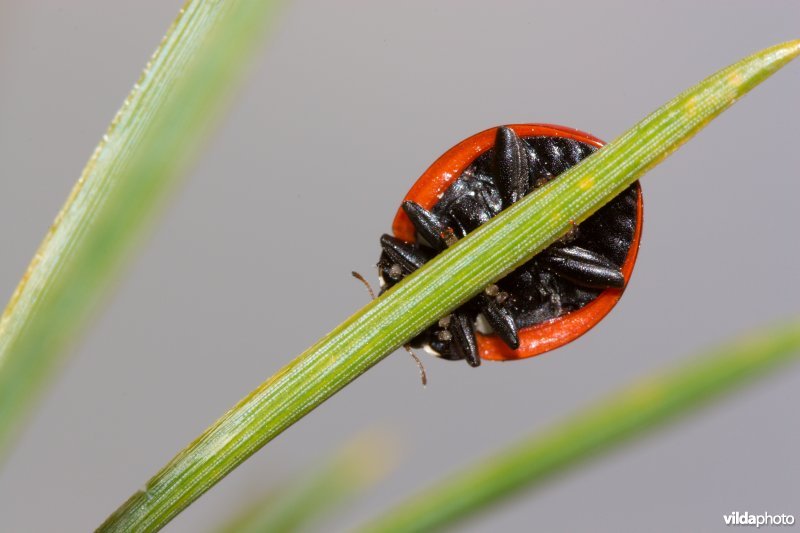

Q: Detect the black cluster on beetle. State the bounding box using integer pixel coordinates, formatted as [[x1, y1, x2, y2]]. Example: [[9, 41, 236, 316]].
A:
[[378, 127, 638, 367]]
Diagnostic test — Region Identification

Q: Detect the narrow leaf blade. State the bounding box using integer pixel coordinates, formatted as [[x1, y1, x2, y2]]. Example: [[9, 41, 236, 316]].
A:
[[98, 41, 800, 532], [0, 1, 286, 458]]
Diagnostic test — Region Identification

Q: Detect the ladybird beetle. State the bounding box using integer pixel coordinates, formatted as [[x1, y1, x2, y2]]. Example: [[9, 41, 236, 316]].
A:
[[377, 124, 642, 367]]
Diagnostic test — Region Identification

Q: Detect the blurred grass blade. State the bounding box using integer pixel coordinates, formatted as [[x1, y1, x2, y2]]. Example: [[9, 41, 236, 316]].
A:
[[98, 41, 800, 532], [0, 1, 285, 458], [358, 318, 800, 533], [217, 432, 397, 533]]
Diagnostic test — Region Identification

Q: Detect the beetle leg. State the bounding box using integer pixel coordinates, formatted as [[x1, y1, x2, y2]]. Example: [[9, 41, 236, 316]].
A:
[[542, 245, 624, 289], [380, 234, 428, 273], [450, 311, 480, 367], [448, 195, 494, 235], [493, 126, 530, 208], [402, 201, 455, 251], [478, 295, 520, 349]]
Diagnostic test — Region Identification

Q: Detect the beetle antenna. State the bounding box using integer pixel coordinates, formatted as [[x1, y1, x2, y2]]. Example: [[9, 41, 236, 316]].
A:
[[403, 345, 428, 386], [351, 271, 376, 300], [351, 271, 428, 386]]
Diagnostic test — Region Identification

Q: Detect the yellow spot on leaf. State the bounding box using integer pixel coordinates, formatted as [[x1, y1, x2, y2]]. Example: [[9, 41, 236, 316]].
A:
[[578, 175, 595, 190], [727, 71, 744, 87], [683, 96, 698, 117]]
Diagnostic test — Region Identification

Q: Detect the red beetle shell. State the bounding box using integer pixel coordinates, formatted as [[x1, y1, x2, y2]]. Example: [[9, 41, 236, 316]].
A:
[[391, 124, 643, 361]]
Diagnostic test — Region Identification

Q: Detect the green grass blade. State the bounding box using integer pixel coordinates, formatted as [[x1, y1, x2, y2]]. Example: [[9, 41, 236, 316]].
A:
[[0, 1, 285, 458], [357, 318, 800, 533], [217, 432, 396, 533], [97, 41, 800, 532]]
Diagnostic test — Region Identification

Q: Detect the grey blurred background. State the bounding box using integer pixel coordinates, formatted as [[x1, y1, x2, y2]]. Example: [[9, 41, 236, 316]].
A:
[[1, 2, 799, 532]]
